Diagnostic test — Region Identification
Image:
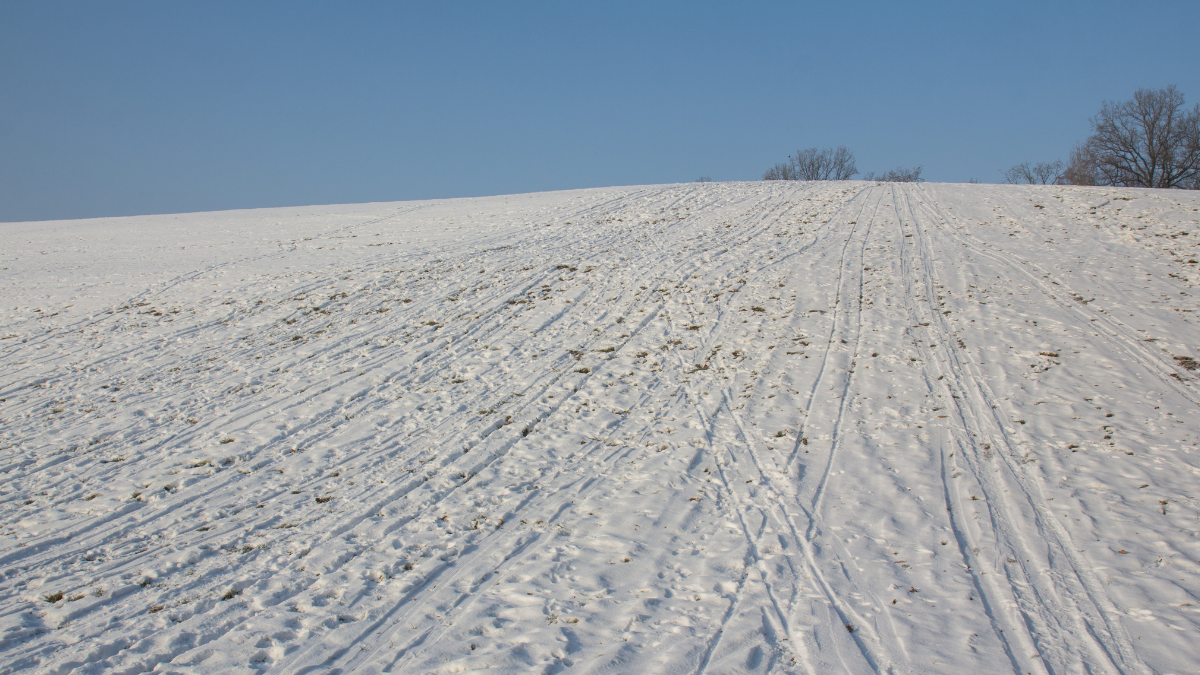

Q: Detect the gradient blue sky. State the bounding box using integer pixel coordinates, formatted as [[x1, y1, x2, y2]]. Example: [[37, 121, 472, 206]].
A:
[[3, 1, 1199, 222]]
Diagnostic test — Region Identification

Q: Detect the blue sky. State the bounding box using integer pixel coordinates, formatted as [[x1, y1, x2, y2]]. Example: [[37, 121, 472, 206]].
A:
[[3, 1, 1199, 222]]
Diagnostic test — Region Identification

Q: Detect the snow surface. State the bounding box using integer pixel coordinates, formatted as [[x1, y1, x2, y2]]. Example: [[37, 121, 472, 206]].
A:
[[2, 181, 1200, 674]]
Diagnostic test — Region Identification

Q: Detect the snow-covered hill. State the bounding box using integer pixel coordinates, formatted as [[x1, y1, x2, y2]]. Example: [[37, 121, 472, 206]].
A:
[[2, 182, 1199, 674]]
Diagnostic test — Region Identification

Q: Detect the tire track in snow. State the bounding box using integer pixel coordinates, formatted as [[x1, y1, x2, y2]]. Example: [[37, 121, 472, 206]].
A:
[[8, 182, 1179, 673], [895, 185, 1149, 675], [774, 188, 900, 674], [0, 189, 678, 531], [914, 186, 1197, 406], [100, 181, 768, 667], [644, 183, 853, 672], [2, 186, 700, 667], [360, 395, 691, 674], [679, 185, 891, 674], [269, 185, 815, 673], [0, 204, 436, 388], [890, 186, 1028, 673], [0, 182, 902, 672]]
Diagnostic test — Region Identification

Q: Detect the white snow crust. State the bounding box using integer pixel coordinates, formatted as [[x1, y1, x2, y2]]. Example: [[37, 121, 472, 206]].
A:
[[2, 182, 1200, 674]]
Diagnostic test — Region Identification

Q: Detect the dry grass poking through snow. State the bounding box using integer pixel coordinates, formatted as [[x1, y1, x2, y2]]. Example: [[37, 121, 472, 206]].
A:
[[1, 181, 1199, 673]]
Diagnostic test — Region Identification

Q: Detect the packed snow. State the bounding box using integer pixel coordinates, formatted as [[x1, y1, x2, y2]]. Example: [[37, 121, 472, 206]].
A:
[[2, 181, 1200, 674]]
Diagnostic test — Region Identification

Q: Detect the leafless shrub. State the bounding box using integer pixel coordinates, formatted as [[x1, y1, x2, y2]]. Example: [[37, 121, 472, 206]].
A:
[[762, 162, 796, 180], [1060, 143, 1100, 186], [763, 146, 857, 181], [796, 146, 858, 180], [865, 166, 924, 182], [1003, 160, 1064, 184]]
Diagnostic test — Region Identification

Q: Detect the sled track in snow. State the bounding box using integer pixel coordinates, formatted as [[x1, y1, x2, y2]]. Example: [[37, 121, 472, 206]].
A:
[[671, 185, 873, 673], [275, 187, 808, 673], [897, 185, 1149, 675], [2, 181, 1198, 674]]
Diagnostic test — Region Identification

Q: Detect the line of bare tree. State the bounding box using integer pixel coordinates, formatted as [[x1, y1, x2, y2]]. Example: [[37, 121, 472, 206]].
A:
[[762, 147, 923, 182], [1006, 85, 1200, 189], [763, 146, 858, 181], [864, 166, 923, 183]]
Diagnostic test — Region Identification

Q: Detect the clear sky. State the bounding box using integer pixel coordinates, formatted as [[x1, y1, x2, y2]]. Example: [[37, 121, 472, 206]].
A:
[[3, 1, 1199, 222]]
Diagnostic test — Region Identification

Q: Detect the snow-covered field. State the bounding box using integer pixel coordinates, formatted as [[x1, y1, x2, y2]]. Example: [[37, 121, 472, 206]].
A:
[[2, 181, 1200, 674]]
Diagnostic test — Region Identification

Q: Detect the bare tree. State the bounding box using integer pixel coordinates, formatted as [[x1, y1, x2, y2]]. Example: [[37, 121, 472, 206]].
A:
[[865, 166, 923, 182], [829, 146, 858, 180], [1003, 160, 1064, 185], [762, 162, 797, 181], [1087, 85, 1200, 188], [794, 146, 858, 180], [1059, 143, 1100, 186], [1003, 162, 1034, 184], [1032, 161, 1062, 184], [790, 148, 825, 180], [763, 146, 857, 181]]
